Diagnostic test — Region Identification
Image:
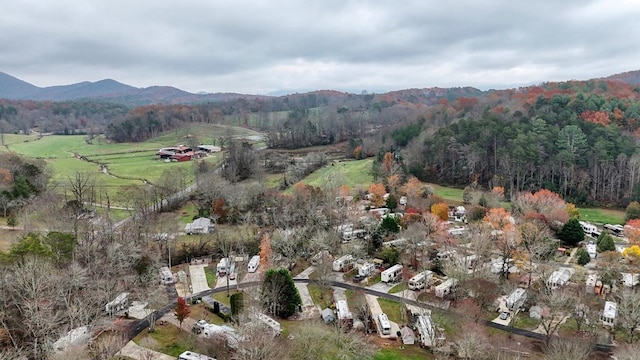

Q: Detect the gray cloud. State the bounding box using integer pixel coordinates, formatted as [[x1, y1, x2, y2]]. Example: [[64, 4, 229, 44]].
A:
[[1, 0, 639, 94]]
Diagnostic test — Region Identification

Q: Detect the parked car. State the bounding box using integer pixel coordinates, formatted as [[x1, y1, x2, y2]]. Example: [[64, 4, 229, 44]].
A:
[[229, 273, 236, 280], [499, 312, 510, 320]]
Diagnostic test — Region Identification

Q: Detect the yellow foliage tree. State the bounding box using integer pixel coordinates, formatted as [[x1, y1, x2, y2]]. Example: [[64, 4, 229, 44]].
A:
[[566, 203, 580, 219], [622, 245, 640, 260], [430, 202, 449, 221], [368, 183, 387, 207]]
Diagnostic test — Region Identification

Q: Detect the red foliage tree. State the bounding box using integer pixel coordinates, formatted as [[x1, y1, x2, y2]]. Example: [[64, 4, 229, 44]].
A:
[[174, 297, 191, 330]]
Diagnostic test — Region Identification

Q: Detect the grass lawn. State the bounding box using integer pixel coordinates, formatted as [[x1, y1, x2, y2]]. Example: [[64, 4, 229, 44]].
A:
[[388, 283, 408, 294], [377, 298, 407, 325], [430, 183, 464, 203], [298, 159, 374, 190], [374, 346, 433, 360], [204, 266, 217, 288], [578, 207, 625, 225], [514, 314, 539, 330], [212, 289, 239, 306], [307, 283, 333, 309], [133, 322, 201, 357], [188, 303, 226, 325]]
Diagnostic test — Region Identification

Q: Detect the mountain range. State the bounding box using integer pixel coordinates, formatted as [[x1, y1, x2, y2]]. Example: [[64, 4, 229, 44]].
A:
[[1, 70, 639, 106], [0, 72, 263, 105]]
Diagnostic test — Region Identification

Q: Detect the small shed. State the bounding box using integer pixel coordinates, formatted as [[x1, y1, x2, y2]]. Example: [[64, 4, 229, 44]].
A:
[[529, 306, 543, 320], [321, 308, 335, 323], [400, 326, 415, 345]]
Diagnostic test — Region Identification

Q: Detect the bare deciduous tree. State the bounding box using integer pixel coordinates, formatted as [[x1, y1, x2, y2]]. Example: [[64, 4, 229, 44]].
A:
[[615, 289, 640, 343], [544, 338, 592, 360]]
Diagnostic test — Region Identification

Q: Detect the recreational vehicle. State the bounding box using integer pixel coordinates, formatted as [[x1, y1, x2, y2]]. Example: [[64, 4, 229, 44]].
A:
[[378, 313, 392, 335], [105, 292, 129, 316], [358, 262, 376, 277], [447, 227, 467, 236], [601, 301, 617, 327], [160, 266, 174, 285], [332, 255, 355, 272], [342, 229, 366, 242], [336, 300, 353, 328], [217, 258, 232, 277], [415, 314, 441, 348], [408, 271, 434, 290], [604, 224, 625, 236], [436, 249, 456, 261], [178, 351, 215, 360], [546, 267, 574, 290], [580, 221, 600, 237], [257, 313, 282, 336], [435, 279, 457, 298], [247, 255, 260, 273], [506, 288, 527, 311], [381, 264, 403, 283]]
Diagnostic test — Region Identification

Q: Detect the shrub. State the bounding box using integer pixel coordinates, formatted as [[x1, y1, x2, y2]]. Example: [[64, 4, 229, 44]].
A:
[[576, 248, 590, 265]]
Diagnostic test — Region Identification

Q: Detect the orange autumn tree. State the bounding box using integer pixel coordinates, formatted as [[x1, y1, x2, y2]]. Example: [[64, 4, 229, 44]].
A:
[[401, 176, 424, 200], [386, 174, 401, 195], [430, 202, 449, 221], [512, 189, 569, 224], [368, 182, 387, 207], [259, 232, 272, 267], [625, 219, 640, 245], [484, 208, 519, 279]]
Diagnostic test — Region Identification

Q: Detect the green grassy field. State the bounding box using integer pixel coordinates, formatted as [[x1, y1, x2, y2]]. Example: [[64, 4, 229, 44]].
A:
[[378, 298, 406, 325], [578, 207, 625, 224], [430, 184, 465, 203], [298, 159, 374, 190], [374, 347, 433, 360]]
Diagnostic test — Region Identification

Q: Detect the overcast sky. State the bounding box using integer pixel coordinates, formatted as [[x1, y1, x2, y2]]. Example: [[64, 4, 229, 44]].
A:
[[2, 0, 640, 95]]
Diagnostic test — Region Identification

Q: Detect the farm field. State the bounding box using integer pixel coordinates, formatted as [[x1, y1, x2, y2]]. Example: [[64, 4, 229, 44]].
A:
[[5, 124, 258, 205], [298, 158, 374, 190]]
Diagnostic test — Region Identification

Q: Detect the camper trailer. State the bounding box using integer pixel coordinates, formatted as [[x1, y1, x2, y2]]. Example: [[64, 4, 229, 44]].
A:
[[160, 266, 174, 285], [178, 351, 215, 360], [415, 313, 441, 348], [435, 279, 457, 298], [408, 271, 434, 290], [358, 262, 376, 277], [381, 264, 403, 283], [546, 267, 574, 290], [601, 301, 617, 327], [336, 300, 353, 329], [105, 292, 129, 316], [248, 255, 260, 273], [257, 313, 282, 336], [580, 221, 600, 237], [332, 255, 355, 272], [378, 313, 392, 335], [506, 288, 527, 311], [342, 229, 366, 243], [604, 224, 625, 236], [217, 258, 232, 277]]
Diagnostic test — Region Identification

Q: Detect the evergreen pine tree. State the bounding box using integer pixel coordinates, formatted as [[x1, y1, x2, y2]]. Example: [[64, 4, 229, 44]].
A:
[[557, 218, 584, 246]]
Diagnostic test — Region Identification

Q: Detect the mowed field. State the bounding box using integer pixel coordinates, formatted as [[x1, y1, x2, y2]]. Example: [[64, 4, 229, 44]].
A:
[[6, 124, 261, 205]]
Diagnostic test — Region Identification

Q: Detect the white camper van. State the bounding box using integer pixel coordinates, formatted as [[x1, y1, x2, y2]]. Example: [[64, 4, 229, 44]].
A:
[[248, 255, 260, 273], [408, 271, 434, 290], [381, 264, 403, 283], [217, 258, 232, 277], [378, 313, 392, 335], [160, 266, 174, 285], [333, 255, 354, 272]]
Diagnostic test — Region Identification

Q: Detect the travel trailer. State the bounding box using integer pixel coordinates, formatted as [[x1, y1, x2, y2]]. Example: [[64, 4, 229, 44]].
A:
[[342, 229, 366, 242], [217, 257, 233, 277], [358, 262, 376, 277], [381, 264, 403, 283], [580, 221, 600, 237], [257, 313, 282, 336], [506, 288, 527, 311], [336, 300, 353, 329], [247, 255, 260, 273], [435, 279, 457, 298], [415, 313, 443, 348], [332, 255, 355, 272], [105, 292, 129, 316], [160, 266, 174, 285], [378, 313, 392, 335], [178, 351, 215, 360], [601, 301, 617, 327], [408, 271, 434, 290]]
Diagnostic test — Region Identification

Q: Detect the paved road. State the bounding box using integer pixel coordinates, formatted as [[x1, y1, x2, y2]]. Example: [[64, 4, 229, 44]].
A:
[[124, 279, 616, 356], [117, 340, 175, 360]]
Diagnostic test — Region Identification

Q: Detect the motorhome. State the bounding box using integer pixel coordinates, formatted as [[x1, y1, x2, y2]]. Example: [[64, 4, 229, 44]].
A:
[[435, 279, 457, 298], [580, 221, 600, 237], [546, 267, 574, 290], [381, 264, 403, 283], [506, 288, 527, 311], [105, 292, 129, 316], [247, 255, 260, 273], [447, 227, 467, 236], [378, 313, 392, 335], [408, 271, 434, 290], [436, 249, 456, 261], [456, 254, 478, 270], [604, 224, 625, 236], [332, 255, 355, 272], [217, 257, 232, 277], [601, 301, 617, 327], [160, 266, 174, 285], [178, 351, 215, 360]]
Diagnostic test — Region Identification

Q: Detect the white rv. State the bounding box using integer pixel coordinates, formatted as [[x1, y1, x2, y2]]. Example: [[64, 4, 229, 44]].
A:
[[546, 267, 574, 290], [601, 301, 617, 327], [257, 313, 282, 336], [332, 255, 354, 272], [378, 313, 392, 335], [506, 288, 527, 311], [105, 292, 129, 316], [342, 229, 366, 243], [217, 258, 232, 277], [408, 271, 434, 290], [580, 221, 600, 237], [381, 264, 403, 283], [336, 300, 353, 328], [160, 266, 174, 285], [358, 262, 376, 277], [435, 279, 457, 298], [248, 255, 260, 273], [415, 313, 440, 348], [178, 351, 215, 360]]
